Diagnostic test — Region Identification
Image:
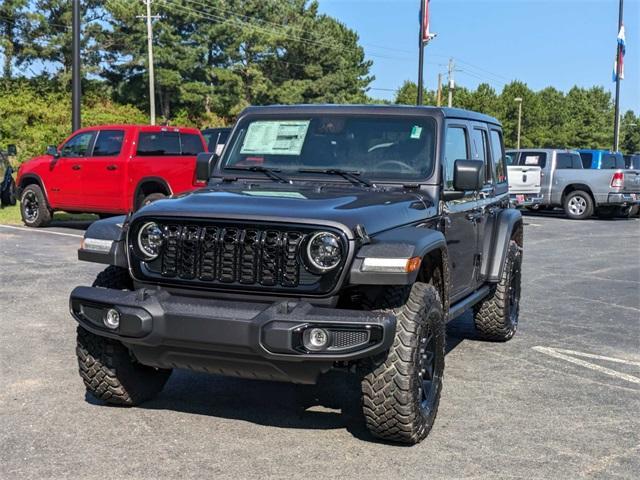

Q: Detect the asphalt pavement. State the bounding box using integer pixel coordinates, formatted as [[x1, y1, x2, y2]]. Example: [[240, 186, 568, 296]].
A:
[[0, 214, 639, 480]]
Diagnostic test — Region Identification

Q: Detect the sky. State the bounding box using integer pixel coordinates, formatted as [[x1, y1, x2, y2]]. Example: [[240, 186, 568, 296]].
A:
[[318, 0, 639, 112]]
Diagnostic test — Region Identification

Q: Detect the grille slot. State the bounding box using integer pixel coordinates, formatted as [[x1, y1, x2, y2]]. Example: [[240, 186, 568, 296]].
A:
[[332, 330, 370, 350], [157, 223, 305, 289]]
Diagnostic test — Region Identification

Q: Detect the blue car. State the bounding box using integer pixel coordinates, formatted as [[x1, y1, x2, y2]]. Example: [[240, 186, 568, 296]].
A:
[[577, 149, 625, 169]]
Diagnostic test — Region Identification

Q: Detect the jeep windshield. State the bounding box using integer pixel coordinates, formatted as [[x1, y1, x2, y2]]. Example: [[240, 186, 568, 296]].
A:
[[220, 115, 437, 182]]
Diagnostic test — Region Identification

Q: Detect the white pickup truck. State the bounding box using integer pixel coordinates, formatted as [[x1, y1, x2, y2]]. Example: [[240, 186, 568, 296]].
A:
[[506, 153, 542, 208]]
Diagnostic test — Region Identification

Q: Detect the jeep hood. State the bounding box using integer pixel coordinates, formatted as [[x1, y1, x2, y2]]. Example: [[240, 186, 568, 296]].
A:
[[137, 184, 435, 236]]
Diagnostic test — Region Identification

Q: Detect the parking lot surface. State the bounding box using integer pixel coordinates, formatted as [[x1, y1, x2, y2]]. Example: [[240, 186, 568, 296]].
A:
[[1, 215, 639, 480]]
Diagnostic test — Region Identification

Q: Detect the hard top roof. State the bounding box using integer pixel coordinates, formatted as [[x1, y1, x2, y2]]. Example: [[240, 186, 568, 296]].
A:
[[240, 104, 501, 126]]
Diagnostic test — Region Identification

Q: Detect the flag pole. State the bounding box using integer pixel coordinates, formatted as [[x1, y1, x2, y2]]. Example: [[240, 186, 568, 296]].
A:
[[417, 0, 425, 105], [613, 0, 624, 152]]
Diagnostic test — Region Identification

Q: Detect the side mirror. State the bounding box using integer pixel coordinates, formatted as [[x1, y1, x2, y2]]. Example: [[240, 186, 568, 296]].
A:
[[195, 152, 218, 183], [46, 145, 60, 158], [7, 144, 17, 156], [453, 159, 484, 192]]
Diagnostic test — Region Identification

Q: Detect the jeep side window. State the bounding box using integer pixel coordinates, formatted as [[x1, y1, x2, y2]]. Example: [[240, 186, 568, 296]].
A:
[[60, 132, 94, 158], [472, 128, 492, 184], [489, 130, 507, 183], [444, 127, 468, 190]]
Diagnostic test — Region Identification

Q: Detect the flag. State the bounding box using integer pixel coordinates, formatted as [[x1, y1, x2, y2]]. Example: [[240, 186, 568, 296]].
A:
[[421, 0, 435, 42], [613, 25, 626, 81]]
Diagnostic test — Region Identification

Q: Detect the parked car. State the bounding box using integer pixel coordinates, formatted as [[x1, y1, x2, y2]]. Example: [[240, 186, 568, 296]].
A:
[[202, 127, 232, 156], [71, 105, 524, 445], [16, 125, 207, 227], [577, 149, 625, 169], [0, 144, 17, 208], [506, 152, 542, 208], [507, 149, 640, 219]]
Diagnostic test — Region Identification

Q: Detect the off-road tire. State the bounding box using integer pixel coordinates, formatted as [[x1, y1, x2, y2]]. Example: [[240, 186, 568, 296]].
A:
[[563, 190, 593, 220], [139, 192, 166, 210], [20, 184, 51, 227], [76, 266, 171, 405], [1, 177, 16, 207], [474, 240, 522, 341], [76, 327, 171, 405], [360, 282, 446, 444]]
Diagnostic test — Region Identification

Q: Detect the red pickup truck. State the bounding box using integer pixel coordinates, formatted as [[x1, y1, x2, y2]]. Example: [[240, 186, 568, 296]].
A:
[[16, 125, 207, 227]]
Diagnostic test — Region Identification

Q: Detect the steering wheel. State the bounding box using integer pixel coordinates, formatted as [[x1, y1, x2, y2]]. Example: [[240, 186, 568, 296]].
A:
[[375, 160, 417, 173]]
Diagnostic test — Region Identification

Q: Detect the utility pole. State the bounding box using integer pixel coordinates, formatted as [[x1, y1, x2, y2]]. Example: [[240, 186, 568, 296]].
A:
[[515, 97, 523, 150], [613, 0, 624, 151], [71, 0, 81, 132], [447, 58, 454, 108], [436, 73, 442, 107], [139, 0, 157, 125]]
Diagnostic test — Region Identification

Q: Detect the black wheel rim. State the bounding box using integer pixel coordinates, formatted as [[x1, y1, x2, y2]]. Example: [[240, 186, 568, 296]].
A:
[[22, 191, 39, 222], [508, 262, 521, 328], [418, 322, 440, 414]]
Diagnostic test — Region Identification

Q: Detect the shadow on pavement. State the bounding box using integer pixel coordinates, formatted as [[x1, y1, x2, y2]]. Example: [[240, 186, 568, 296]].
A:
[[85, 311, 484, 444]]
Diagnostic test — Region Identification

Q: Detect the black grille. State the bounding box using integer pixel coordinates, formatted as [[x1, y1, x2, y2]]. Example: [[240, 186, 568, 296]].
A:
[[156, 224, 306, 288], [331, 330, 370, 350]]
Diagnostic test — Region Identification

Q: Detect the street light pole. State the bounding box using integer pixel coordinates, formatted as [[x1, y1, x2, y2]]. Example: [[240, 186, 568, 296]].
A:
[[145, 0, 156, 125], [515, 97, 523, 150], [71, 0, 81, 132]]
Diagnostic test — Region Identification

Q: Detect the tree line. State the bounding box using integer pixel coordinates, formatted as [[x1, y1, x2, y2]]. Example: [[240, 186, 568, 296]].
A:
[[1, 0, 638, 165]]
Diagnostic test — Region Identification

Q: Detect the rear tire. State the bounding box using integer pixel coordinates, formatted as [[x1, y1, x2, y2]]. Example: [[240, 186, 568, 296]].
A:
[[474, 240, 522, 341], [360, 283, 446, 444], [563, 190, 593, 220], [139, 192, 166, 210], [20, 184, 51, 227]]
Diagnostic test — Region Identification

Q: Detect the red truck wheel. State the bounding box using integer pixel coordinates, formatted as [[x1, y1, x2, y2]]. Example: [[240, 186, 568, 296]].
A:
[[20, 184, 52, 228]]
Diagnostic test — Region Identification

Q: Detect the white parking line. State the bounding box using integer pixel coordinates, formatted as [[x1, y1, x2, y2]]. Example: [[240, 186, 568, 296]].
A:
[[0, 224, 83, 238], [533, 346, 640, 385]]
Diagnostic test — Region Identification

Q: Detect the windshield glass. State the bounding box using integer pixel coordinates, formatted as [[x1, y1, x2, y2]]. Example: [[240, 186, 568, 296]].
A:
[[221, 116, 437, 181]]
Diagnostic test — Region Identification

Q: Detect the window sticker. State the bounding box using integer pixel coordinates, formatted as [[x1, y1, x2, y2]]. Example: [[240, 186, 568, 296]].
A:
[[240, 121, 310, 156], [410, 125, 423, 139], [242, 191, 307, 199], [524, 155, 539, 165]]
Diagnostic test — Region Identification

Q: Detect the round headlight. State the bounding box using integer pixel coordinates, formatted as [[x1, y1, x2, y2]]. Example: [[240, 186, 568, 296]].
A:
[[306, 232, 342, 272], [137, 222, 164, 260]]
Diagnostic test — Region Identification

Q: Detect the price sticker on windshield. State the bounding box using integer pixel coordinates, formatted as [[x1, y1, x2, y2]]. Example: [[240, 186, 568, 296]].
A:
[[410, 125, 423, 139], [241, 120, 310, 156]]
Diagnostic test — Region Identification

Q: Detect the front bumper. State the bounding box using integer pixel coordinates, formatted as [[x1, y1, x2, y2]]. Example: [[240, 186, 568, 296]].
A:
[[510, 193, 543, 208], [69, 286, 395, 384], [606, 193, 640, 206]]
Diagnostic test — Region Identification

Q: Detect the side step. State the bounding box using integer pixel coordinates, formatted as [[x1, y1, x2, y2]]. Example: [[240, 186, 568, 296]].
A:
[[447, 285, 491, 321]]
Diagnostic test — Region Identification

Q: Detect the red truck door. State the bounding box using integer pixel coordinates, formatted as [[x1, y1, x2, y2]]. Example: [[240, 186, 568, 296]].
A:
[[80, 129, 128, 212], [49, 131, 96, 208]]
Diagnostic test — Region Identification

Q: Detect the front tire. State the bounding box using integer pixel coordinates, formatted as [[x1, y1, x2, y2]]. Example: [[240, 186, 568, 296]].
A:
[[474, 240, 522, 341], [20, 184, 51, 227], [563, 190, 593, 220], [360, 283, 446, 444], [76, 266, 171, 405]]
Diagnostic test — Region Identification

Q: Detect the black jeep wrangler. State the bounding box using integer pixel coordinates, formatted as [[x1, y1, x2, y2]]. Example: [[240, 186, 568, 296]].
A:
[[71, 105, 523, 445]]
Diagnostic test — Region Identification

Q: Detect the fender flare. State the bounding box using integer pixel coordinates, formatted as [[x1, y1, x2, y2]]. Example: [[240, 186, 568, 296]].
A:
[[349, 226, 447, 286], [17, 173, 50, 203], [481, 208, 522, 282]]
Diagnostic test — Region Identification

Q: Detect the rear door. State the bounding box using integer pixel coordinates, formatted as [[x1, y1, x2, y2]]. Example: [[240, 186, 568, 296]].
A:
[[81, 129, 128, 212], [49, 131, 96, 208]]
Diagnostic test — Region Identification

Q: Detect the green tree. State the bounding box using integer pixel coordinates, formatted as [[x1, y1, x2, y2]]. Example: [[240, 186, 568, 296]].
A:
[[621, 110, 640, 154], [394, 80, 434, 106], [0, 0, 28, 78]]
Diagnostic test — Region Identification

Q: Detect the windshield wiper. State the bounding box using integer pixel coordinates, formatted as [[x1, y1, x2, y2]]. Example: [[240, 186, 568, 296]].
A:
[[298, 168, 372, 187], [226, 166, 290, 183]]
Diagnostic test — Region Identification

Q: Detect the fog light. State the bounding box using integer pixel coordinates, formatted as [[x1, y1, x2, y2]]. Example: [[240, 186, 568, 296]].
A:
[[303, 327, 331, 351], [104, 308, 120, 330]]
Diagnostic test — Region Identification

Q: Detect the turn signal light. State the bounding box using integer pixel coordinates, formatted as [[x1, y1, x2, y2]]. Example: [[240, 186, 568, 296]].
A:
[[611, 172, 624, 188], [405, 257, 422, 273]]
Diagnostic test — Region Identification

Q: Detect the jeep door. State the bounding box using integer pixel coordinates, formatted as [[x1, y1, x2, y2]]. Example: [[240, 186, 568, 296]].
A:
[[49, 130, 96, 208], [443, 123, 480, 301], [80, 129, 128, 212]]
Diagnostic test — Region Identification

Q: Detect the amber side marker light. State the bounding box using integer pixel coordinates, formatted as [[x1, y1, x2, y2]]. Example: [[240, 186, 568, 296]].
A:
[[361, 256, 422, 273]]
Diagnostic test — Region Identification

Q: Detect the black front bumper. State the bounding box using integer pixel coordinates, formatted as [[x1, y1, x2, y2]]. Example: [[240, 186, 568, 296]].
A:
[[69, 287, 395, 384]]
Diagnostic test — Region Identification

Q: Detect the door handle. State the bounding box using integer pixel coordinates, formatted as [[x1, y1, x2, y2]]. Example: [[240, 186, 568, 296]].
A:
[[72, 164, 81, 170], [106, 164, 118, 171]]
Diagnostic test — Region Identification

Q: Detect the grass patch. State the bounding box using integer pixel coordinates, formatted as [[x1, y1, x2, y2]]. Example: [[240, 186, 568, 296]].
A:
[[0, 204, 98, 225]]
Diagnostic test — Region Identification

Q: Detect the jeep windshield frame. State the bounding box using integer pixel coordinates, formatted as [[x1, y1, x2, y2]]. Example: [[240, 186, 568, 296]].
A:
[[217, 113, 438, 184]]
